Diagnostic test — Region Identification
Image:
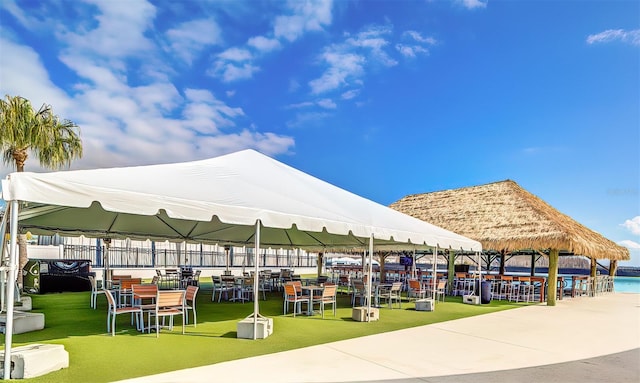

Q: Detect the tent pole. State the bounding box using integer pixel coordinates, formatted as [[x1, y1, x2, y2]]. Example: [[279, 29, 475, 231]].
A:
[[477, 250, 481, 295], [253, 220, 261, 340], [432, 246, 437, 301], [366, 235, 373, 322], [4, 200, 19, 379], [102, 238, 111, 290], [411, 248, 416, 279], [0, 210, 9, 312]]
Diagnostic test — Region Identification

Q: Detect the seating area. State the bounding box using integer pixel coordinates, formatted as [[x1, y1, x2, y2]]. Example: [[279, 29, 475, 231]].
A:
[[154, 268, 202, 290], [98, 272, 197, 337], [94, 269, 614, 338]]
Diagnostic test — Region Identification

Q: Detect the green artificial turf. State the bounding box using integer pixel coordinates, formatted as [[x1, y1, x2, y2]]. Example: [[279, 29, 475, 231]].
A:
[[2, 280, 528, 382]]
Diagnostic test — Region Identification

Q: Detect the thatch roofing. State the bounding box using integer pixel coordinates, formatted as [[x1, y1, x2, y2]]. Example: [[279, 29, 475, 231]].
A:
[[389, 180, 629, 261]]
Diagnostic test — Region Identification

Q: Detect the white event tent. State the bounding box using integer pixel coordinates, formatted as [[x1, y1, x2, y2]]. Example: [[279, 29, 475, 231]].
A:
[[1, 149, 481, 375]]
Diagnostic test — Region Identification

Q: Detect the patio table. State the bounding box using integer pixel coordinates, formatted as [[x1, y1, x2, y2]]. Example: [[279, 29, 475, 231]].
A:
[[301, 285, 323, 315], [373, 283, 392, 307]]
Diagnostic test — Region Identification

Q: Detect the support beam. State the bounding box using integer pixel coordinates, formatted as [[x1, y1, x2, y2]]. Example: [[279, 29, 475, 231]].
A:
[[530, 253, 536, 276], [590, 257, 597, 278], [609, 260, 618, 277], [499, 249, 506, 275], [253, 220, 261, 340], [547, 248, 559, 306], [4, 200, 19, 379], [447, 250, 455, 295], [317, 252, 323, 278], [431, 246, 438, 301], [366, 235, 374, 322]]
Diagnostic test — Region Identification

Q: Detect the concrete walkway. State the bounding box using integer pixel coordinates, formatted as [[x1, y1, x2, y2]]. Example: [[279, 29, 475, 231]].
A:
[[118, 293, 640, 383]]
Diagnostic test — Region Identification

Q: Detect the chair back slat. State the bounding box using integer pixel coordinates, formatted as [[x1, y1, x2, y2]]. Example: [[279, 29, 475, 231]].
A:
[[120, 278, 142, 290], [284, 283, 297, 296], [323, 285, 337, 298], [157, 290, 185, 308], [185, 285, 198, 301], [104, 289, 116, 308], [132, 284, 158, 295]]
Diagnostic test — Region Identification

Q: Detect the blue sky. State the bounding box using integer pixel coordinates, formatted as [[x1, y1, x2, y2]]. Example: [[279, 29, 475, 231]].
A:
[[1, 0, 639, 265]]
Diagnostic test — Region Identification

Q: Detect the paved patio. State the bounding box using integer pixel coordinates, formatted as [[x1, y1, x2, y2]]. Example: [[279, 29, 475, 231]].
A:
[[118, 293, 640, 383]]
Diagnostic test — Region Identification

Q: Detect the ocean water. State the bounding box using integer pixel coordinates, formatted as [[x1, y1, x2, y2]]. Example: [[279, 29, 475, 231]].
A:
[[614, 277, 640, 293]]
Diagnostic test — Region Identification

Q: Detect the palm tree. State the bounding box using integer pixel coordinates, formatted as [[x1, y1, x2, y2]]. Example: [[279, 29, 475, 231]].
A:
[[0, 95, 83, 285]]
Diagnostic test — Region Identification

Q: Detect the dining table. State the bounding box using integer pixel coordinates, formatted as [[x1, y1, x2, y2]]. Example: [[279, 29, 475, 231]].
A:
[[301, 285, 324, 315], [373, 283, 392, 307]]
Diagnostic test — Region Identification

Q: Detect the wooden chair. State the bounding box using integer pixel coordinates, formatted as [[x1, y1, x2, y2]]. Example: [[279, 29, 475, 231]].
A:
[[351, 279, 371, 307], [152, 290, 186, 338], [378, 281, 403, 309], [131, 284, 158, 332], [338, 274, 351, 294], [190, 270, 201, 286], [211, 275, 224, 302], [433, 279, 447, 302], [283, 282, 308, 317], [118, 278, 142, 307], [312, 284, 337, 318], [407, 279, 427, 300], [184, 285, 199, 327], [110, 274, 132, 290], [104, 289, 141, 336]]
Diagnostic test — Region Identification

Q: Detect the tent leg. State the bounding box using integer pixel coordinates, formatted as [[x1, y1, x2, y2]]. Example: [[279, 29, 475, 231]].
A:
[[4, 201, 19, 379]]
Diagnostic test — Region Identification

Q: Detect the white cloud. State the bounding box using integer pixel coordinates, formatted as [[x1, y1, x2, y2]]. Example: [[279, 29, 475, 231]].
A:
[[165, 18, 223, 64], [346, 25, 398, 67], [619, 240, 640, 249], [208, 46, 257, 83], [621, 216, 640, 236], [0, 37, 72, 113], [457, 0, 488, 10], [341, 89, 360, 100], [286, 99, 336, 109], [309, 24, 412, 95], [0, 3, 295, 176], [182, 88, 245, 134], [317, 98, 337, 109], [209, 61, 260, 82], [247, 36, 281, 52], [1, 0, 43, 30], [57, 0, 157, 60], [273, 0, 333, 42], [206, 1, 332, 85], [286, 101, 316, 109], [404, 31, 437, 45], [396, 44, 429, 58], [587, 29, 640, 46], [397, 31, 436, 58], [286, 111, 330, 129], [218, 47, 253, 62], [309, 50, 365, 94]]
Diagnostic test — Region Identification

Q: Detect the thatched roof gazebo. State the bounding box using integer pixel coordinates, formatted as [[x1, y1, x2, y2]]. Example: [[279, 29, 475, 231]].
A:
[[389, 180, 630, 305]]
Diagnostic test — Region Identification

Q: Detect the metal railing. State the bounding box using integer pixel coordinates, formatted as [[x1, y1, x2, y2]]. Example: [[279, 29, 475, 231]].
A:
[[62, 245, 317, 269]]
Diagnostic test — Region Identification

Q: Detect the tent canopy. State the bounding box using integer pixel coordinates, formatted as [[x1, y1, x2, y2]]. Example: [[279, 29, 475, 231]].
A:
[[1, 149, 481, 252]]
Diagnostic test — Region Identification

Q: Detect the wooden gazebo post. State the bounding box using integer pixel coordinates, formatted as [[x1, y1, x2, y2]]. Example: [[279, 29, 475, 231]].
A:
[[609, 260, 618, 276], [499, 249, 506, 275], [447, 249, 455, 295], [547, 248, 559, 306], [590, 257, 597, 277]]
